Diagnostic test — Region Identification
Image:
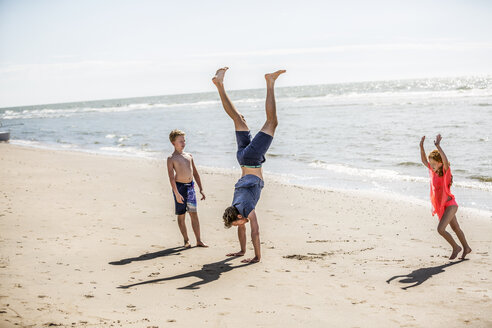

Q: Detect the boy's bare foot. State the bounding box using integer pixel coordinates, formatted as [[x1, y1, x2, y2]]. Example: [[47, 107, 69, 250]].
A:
[[461, 247, 472, 259], [265, 70, 286, 83], [197, 241, 208, 248], [226, 251, 245, 257], [212, 67, 229, 86], [241, 257, 260, 264], [449, 246, 462, 260], [184, 241, 191, 249]]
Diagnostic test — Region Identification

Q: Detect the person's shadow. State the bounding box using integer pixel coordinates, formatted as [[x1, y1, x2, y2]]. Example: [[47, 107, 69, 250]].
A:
[[117, 257, 252, 290], [386, 259, 467, 290], [108, 246, 190, 265]]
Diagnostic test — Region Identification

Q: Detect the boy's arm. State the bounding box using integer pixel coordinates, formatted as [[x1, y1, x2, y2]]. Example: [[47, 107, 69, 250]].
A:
[[167, 157, 184, 203], [420, 136, 429, 167], [191, 156, 205, 200], [248, 210, 261, 262], [434, 134, 449, 171]]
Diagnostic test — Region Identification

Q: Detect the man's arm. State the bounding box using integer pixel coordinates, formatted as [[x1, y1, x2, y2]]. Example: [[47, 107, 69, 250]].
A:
[[420, 136, 429, 167], [191, 156, 205, 200], [247, 210, 261, 262], [167, 157, 184, 204], [434, 134, 449, 172]]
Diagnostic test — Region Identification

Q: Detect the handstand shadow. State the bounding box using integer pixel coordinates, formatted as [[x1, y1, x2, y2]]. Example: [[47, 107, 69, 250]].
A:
[[386, 259, 467, 290], [109, 246, 190, 265], [117, 257, 252, 290]]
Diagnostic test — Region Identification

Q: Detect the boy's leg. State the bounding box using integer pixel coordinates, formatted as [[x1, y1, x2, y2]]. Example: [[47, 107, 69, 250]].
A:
[[189, 212, 208, 247], [177, 214, 191, 248], [212, 67, 249, 131], [260, 70, 286, 137], [226, 224, 246, 257], [437, 205, 461, 259], [449, 215, 472, 259]]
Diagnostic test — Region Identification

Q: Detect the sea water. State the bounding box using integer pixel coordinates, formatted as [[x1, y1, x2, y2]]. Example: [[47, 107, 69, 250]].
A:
[[2, 76, 491, 212]]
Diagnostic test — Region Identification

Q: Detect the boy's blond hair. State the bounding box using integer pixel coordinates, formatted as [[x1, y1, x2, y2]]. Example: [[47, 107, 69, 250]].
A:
[[169, 129, 186, 143]]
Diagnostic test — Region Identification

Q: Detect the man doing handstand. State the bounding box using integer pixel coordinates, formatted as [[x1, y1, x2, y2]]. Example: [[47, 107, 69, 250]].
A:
[[212, 67, 286, 263]]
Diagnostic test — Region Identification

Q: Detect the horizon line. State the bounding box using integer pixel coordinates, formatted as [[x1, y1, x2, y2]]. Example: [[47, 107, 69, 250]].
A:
[[1, 73, 491, 110]]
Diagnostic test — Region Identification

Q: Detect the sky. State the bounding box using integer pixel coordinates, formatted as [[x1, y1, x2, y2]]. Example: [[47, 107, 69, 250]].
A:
[[1, 0, 491, 107]]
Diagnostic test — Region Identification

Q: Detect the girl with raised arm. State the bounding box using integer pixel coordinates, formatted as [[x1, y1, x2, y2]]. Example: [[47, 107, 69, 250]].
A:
[[420, 134, 472, 259]]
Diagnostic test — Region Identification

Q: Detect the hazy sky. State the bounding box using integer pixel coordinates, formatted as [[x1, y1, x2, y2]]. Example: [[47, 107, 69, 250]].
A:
[[1, 0, 491, 107]]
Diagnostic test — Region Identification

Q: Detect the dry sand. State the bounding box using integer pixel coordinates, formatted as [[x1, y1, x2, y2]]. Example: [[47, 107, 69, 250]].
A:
[[1, 144, 491, 327]]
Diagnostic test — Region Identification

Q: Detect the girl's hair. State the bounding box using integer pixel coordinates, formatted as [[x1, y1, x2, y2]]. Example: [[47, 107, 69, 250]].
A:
[[428, 149, 446, 176]]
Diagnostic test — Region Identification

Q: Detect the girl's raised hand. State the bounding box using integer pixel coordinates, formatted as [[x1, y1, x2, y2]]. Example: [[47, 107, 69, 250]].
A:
[[420, 136, 425, 147], [434, 134, 442, 147]]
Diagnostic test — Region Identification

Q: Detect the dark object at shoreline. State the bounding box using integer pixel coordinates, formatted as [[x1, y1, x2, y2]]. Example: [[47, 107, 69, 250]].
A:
[[0, 131, 10, 142]]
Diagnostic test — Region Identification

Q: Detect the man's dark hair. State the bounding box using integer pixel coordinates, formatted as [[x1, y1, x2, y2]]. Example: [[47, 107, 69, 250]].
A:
[[223, 206, 240, 228]]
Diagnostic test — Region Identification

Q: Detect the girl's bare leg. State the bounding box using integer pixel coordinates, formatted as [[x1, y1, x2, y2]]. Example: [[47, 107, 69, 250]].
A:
[[449, 215, 472, 259], [437, 205, 461, 259]]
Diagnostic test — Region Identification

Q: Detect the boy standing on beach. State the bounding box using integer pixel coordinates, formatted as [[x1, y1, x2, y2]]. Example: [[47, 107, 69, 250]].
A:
[[167, 129, 207, 248]]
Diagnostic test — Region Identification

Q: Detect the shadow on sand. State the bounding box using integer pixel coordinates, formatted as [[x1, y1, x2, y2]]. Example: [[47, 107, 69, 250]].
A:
[[386, 259, 467, 290], [117, 257, 252, 290], [108, 246, 190, 265]]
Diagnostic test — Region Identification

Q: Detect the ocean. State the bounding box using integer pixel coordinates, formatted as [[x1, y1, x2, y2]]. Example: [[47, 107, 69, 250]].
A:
[[2, 76, 492, 213]]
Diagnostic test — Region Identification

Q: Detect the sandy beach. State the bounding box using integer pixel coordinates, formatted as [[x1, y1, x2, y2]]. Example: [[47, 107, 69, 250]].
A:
[[1, 143, 491, 327]]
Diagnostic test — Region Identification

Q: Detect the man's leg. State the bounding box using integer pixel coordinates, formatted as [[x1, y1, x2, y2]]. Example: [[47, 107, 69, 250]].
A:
[[260, 70, 286, 137], [189, 212, 208, 247], [177, 214, 191, 248], [212, 67, 249, 131]]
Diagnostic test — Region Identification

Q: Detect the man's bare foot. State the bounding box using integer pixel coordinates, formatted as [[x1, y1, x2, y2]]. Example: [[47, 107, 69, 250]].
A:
[[184, 241, 191, 249], [226, 251, 245, 257], [212, 67, 229, 86], [241, 257, 260, 264], [196, 241, 208, 248], [265, 70, 286, 83], [450, 246, 462, 260], [461, 247, 472, 259]]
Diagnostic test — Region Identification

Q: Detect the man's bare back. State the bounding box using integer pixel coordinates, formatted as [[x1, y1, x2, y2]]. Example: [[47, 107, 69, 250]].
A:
[[168, 151, 194, 183]]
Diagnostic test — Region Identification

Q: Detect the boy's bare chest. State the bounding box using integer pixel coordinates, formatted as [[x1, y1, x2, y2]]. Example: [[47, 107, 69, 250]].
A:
[[173, 155, 192, 168]]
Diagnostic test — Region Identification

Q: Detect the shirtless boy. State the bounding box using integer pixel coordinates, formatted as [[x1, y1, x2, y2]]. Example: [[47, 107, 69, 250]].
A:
[[212, 67, 285, 263], [167, 129, 207, 248]]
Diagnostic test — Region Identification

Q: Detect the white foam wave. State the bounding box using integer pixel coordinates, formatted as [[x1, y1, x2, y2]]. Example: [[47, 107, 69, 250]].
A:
[[280, 88, 492, 107], [310, 161, 428, 182], [0, 100, 222, 120], [309, 161, 492, 192], [98, 146, 154, 158]]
